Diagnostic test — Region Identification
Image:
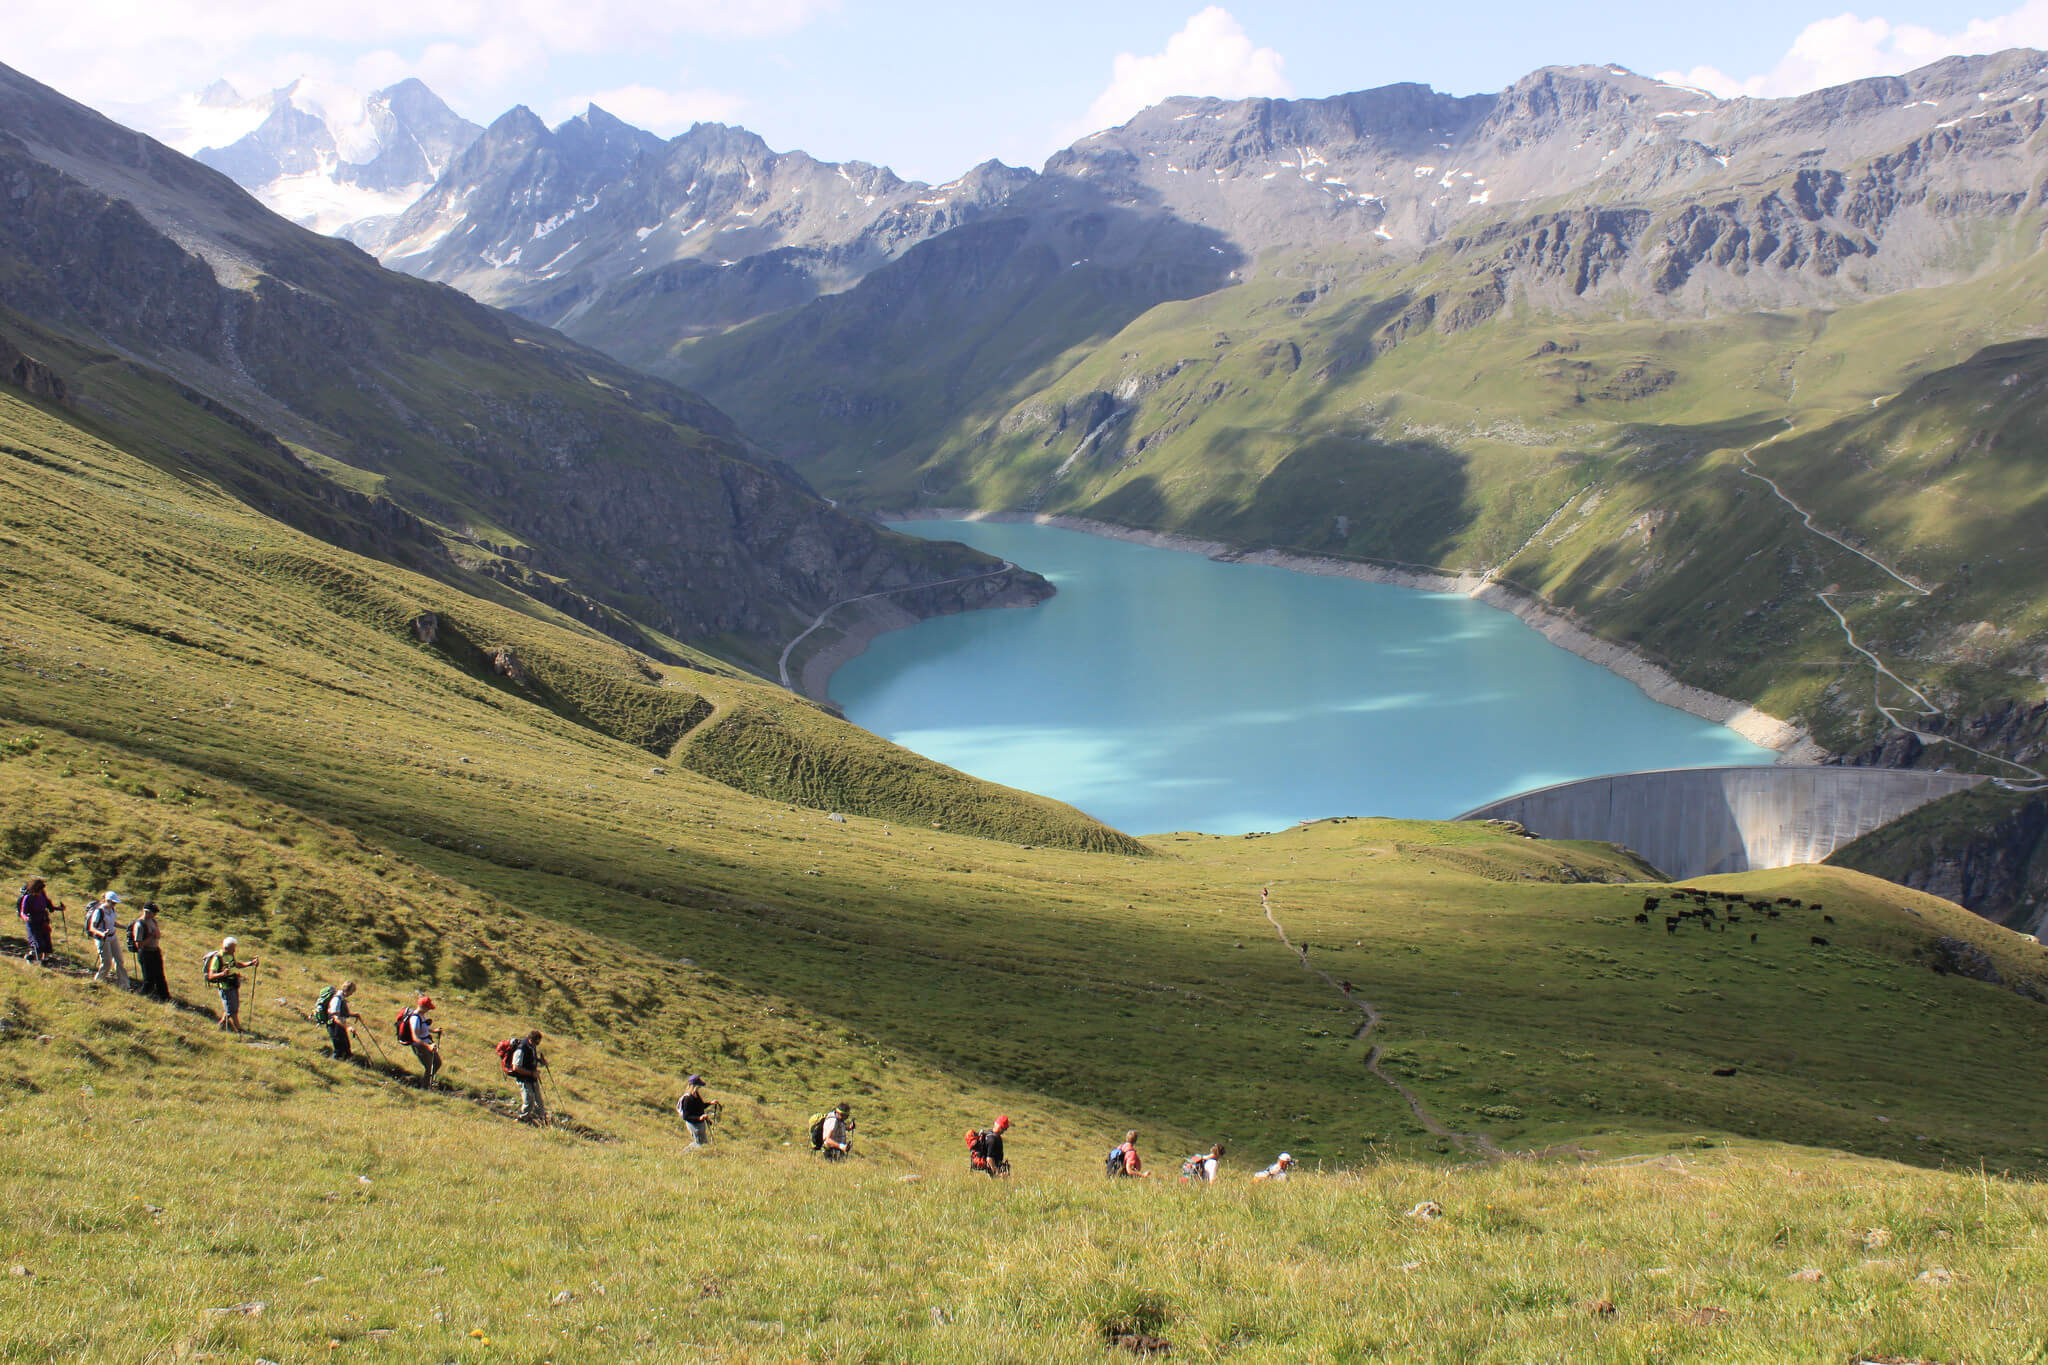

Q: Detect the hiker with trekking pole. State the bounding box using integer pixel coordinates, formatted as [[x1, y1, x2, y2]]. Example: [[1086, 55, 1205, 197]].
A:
[[16, 879, 62, 967], [314, 980, 359, 1061], [85, 890, 129, 989], [397, 997, 442, 1087], [204, 936, 258, 1033], [676, 1074, 719, 1148], [130, 903, 169, 1000], [498, 1030, 546, 1125]]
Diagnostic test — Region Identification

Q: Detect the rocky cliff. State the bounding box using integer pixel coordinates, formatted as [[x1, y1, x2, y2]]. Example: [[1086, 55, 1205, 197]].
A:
[[0, 60, 1038, 669]]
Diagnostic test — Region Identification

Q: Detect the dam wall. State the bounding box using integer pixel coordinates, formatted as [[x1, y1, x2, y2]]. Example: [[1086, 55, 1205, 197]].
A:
[[1458, 766, 1987, 879]]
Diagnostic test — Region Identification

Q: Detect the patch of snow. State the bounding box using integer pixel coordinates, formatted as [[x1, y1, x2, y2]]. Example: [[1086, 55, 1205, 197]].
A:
[[1261, 171, 1278, 179], [635, 225, 658, 242], [1713, 154, 1730, 167], [480, 244, 524, 269], [1413, 165, 1436, 177], [532, 243, 577, 274], [1374, 226, 1393, 241], [286, 78, 384, 164], [257, 172, 423, 238], [106, 86, 270, 156]]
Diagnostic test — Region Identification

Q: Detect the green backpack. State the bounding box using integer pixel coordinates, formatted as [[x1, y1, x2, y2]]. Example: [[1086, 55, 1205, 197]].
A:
[[309, 985, 338, 1026]]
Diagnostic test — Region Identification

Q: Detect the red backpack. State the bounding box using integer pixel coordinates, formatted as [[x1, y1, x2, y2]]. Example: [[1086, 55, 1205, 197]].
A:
[[965, 1129, 990, 1170], [495, 1038, 518, 1075], [393, 1008, 416, 1044]]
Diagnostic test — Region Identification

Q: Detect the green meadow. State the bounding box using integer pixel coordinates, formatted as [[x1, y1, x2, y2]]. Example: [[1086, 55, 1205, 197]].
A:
[[6, 378, 2048, 1358]]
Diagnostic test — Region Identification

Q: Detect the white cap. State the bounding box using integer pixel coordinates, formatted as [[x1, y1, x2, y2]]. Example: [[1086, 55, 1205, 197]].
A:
[[1279, 1153, 1293, 1162], [103, 891, 123, 903], [222, 936, 238, 948]]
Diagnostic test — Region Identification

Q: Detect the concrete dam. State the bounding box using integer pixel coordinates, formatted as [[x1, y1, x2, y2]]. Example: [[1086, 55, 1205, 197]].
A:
[[1458, 766, 1987, 879]]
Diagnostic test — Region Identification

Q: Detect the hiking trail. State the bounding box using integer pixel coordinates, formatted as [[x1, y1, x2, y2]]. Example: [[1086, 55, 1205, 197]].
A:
[[1259, 891, 1505, 1159], [777, 560, 1018, 690], [1738, 429, 2047, 791]]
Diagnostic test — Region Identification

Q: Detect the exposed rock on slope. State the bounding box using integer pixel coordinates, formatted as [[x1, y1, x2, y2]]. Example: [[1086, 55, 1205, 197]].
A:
[[0, 59, 1038, 665]]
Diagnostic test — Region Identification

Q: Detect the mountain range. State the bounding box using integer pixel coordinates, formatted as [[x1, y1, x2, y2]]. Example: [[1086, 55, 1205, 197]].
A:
[[53, 53, 2048, 923]]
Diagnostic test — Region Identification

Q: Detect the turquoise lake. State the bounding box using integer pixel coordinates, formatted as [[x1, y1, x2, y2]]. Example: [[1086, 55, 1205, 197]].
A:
[[829, 521, 1772, 835]]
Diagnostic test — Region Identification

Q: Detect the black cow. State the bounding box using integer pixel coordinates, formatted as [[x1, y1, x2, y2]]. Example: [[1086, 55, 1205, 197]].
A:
[[1822, 915, 1835, 925], [1635, 912, 1649, 925], [1811, 936, 1830, 947], [1666, 917, 1679, 934]]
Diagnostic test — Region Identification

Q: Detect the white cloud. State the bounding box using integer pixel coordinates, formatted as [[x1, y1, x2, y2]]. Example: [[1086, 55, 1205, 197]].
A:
[[1661, 1, 2048, 99], [548, 84, 745, 134], [0, 0, 836, 119], [1070, 6, 1291, 139]]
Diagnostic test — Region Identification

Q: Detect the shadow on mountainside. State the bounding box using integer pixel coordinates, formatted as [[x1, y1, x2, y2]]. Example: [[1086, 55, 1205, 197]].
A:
[[672, 184, 1247, 470]]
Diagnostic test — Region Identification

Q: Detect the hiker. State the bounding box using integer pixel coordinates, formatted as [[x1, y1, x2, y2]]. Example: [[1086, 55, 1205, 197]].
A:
[[507, 1030, 545, 1124], [321, 980, 358, 1060], [676, 1074, 716, 1148], [819, 1102, 854, 1160], [16, 878, 61, 965], [1252, 1152, 1295, 1181], [967, 1114, 1011, 1177], [1107, 1129, 1150, 1178], [400, 997, 441, 1087], [86, 891, 129, 989], [204, 936, 258, 1032], [130, 903, 168, 1000], [1182, 1142, 1226, 1184]]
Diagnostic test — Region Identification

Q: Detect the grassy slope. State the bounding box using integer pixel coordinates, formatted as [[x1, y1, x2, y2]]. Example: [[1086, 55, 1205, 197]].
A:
[[5, 382, 2048, 1169], [10, 370, 2048, 1354], [692, 227, 2048, 759], [9, 952, 2048, 1363]]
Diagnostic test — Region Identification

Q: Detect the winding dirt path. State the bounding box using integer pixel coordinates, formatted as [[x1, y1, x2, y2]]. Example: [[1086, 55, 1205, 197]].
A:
[[1738, 431, 2046, 791], [776, 560, 1017, 690], [1259, 890, 1504, 1158]]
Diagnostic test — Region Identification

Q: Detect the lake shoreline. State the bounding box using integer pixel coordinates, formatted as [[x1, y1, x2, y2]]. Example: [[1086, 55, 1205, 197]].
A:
[[874, 508, 1828, 766]]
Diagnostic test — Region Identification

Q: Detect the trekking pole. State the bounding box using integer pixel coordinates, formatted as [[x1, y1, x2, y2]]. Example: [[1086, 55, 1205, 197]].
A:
[[363, 1025, 392, 1069]]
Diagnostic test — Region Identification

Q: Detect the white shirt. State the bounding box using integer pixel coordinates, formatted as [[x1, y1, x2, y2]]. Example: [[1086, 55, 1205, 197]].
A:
[[88, 900, 120, 937], [822, 1112, 851, 1148], [1255, 1160, 1291, 1181]]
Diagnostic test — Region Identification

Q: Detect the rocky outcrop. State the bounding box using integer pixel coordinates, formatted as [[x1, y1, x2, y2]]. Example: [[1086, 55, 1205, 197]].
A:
[[0, 335, 65, 404]]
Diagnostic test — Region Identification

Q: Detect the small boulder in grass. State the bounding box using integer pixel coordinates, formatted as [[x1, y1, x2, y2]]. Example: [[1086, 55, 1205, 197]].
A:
[[1916, 1267, 1958, 1286], [1584, 1298, 1617, 1318], [1788, 1268, 1825, 1283], [1405, 1200, 1443, 1220], [1114, 1334, 1171, 1355], [552, 1290, 576, 1307], [1863, 1227, 1893, 1250]]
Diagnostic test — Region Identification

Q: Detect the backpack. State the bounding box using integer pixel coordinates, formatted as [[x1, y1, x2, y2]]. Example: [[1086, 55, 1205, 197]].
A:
[[1105, 1146, 1128, 1178], [126, 920, 143, 953], [966, 1129, 990, 1170], [496, 1038, 518, 1075], [394, 1008, 417, 1044], [808, 1113, 828, 1151], [1181, 1154, 1209, 1180], [14, 887, 27, 921], [310, 985, 338, 1026]]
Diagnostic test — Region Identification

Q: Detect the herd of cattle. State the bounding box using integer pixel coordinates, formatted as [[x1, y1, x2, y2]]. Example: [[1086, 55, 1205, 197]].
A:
[[1634, 889, 1837, 946]]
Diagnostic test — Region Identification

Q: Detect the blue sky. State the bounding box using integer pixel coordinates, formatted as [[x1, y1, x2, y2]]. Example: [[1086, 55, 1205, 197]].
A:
[[6, 0, 2045, 181]]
